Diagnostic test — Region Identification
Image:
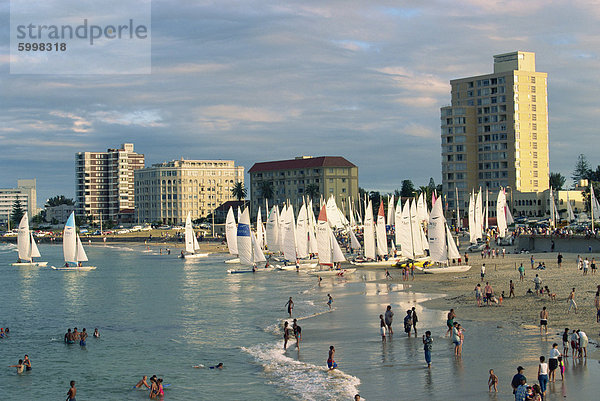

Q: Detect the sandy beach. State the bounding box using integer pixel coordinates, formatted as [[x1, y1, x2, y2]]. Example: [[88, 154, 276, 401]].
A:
[[381, 248, 600, 356]]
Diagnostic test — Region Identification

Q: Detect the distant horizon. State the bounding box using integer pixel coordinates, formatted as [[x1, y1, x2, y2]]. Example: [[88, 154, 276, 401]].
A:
[[3, 1, 600, 203]]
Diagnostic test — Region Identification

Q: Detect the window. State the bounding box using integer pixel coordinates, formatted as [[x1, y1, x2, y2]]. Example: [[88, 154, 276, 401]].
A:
[[531, 76, 536, 83]]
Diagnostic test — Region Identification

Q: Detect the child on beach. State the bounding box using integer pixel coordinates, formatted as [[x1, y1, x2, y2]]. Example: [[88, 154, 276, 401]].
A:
[[379, 315, 386, 342], [327, 346, 337, 370], [327, 294, 333, 310], [423, 331, 433, 368], [518, 263, 525, 281], [488, 369, 498, 392], [558, 356, 564, 380]]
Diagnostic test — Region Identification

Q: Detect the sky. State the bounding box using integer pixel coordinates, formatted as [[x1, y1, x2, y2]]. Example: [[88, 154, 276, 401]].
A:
[[1, 0, 600, 205]]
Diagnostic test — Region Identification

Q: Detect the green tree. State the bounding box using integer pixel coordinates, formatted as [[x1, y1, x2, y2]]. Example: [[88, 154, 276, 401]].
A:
[[259, 181, 274, 202], [32, 211, 46, 224], [400, 180, 416, 198], [305, 183, 320, 204], [231, 182, 247, 201], [549, 172, 566, 190], [45, 195, 74, 207], [572, 154, 591, 187], [10, 196, 25, 225]]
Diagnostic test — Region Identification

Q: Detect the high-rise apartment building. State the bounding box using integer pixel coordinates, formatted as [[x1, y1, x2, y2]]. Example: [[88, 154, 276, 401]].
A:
[[134, 159, 244, 224], [248, 156, 358, 217], [0, 179, 36, 225], [75, 143, 145, 222], [441, 51, 549, 211]]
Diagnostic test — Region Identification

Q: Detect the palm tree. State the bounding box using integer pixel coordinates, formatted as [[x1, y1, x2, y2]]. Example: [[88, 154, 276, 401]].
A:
[[305, 183, 320, 204], [259, 181, 274, 201], [231, 182, 247, 201]]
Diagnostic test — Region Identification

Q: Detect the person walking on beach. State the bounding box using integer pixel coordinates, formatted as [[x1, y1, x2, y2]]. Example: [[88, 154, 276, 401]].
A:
[[285, 297, 294, 317], [509, 280, 515, 298], [577, 329, 588, 358], [403, 310, 413, 337], [283, 321, 291, 350], [533, 274, 542, 295], [537, 356, 549, 399], [465, 252, 469, 263], [549, 343, 561, 382], [562, 327, 570, 357], [518, 263, 525, 282], [530, 255, 535, 269], [557, 252, 563, 268], [411, 307, 418, 335], [327, 346, 337, 370], [567, 288, 577, 313], [474, 284, 483, 307], [511, 366, 526, 394], [293, 319, 302, 349], [385, 269, 392, 280], [423, 331, 433, 368], [327, 294, 333, 310], [66, 380, 76, 401], [384, 305, 394, 335], [488, 369, 498, 392], [446, 309, 456, 336], [484, 282, 493, 306], [540, 307, 548, 335], [379, 314, 387, 342], [595, 290, 600, 324], [480, 264, 486, 281]]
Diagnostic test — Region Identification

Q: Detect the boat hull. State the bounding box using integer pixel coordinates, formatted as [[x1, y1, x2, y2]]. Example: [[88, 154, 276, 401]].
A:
[[349, 259, 403, 267], [416, 265, 471, 274], [308, 268, 356, 276], [50, 266, 97, 271], [179, 253, 209, 259], [224, 258, 240, 264], [11, 261, 48, 267]]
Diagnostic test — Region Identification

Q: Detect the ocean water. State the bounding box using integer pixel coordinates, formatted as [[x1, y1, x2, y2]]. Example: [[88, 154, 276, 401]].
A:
[[0, 242, 597, 400]]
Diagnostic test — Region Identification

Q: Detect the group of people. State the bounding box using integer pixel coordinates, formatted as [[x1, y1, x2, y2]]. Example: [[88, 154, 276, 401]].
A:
[[9, 354, 32, 374], [134, 375, 165, 398], [378, 305, 395, 341], [0, 327, 9, 338], [64, 327, 99, 346], [282, 319, 302, 350]]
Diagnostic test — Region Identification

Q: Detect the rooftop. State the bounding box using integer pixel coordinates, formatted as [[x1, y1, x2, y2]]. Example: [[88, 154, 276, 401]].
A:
[[248, 156, 356, 173]]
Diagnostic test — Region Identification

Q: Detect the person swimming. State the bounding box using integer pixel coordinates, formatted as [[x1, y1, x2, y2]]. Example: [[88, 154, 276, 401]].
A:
[[134, 375, 150, 389]]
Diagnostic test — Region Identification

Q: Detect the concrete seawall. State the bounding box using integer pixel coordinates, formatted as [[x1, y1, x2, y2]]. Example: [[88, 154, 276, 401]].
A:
[[517, 235, 600, 253]]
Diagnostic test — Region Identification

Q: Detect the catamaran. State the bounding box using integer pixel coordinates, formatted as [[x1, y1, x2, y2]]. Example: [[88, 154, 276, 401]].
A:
[[11, 212, 47, 267], [51, 212, 96, 271], [179, 213, 209, 258], [224, 207, 240, 264], [227, 208, 268, 274], [309, 204, 354, 276], [416, 198, 470, 274]]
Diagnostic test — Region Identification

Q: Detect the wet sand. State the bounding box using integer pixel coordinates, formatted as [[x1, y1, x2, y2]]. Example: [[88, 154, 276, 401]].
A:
[[383, 249, 600, 356]]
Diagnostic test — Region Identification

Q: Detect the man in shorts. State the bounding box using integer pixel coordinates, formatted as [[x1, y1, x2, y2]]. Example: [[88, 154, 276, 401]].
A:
[[540, 307, 548, 335], [562, 328, 570, 357]]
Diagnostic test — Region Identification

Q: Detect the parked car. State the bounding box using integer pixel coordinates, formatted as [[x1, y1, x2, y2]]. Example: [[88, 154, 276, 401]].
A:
[[467, 242, 486, 252], [117, 229, 130, 234]]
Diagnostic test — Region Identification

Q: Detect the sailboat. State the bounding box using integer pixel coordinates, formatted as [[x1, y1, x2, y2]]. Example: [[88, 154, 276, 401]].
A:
[[227, 208, 268, 274], [416, 199, 470, 274], [309, 204, 354, 276], [11, 212, 47, 266], [179, 213, 209, 258], [51, 212, 96, 270], [224, 207, 240, 264]]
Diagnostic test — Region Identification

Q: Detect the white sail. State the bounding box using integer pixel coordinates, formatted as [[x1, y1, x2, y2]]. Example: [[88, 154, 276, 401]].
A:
[[496, 189, 507, 237], [17, 213, 31, 261], [30, 233, 41, 258], [591, 184, 600, 221], [349, 227, 361, 250], [193, 231, 200, 251], [567, 193, 575, 222], [446, 223, 461, 260], [417, 193, 428, 223], [398, 200, 413, 259], [348, 198, 357, 228], [308, 199, 319, 254], [331, 229, 346, 263], [63, 212, 77, 263], [278, 205, 287, 251], [393, 197, 402, 249], [251, 231, 266, 263], [266, 205, 279, 253], [410, 200, 425, 256], [455, 187, 461, 230], [475, 189, 483, 240], [282, 204, 297, 262], [375, 202, 388, 256], [428, 197, 447, 264], [484, 189, 489, 231], [184, 213, 195, 254], [237, 208, 252, 265], [316, 205, 332, 265], [549, 187, 556, 228], [325, 196, 343, 229], [468, 191, 476, 243], [256, 207, 264, 250], [387, 195, 395, 230], [506, 200, 514, 225], [76, 235, 88, 262], [364, 200, 376, 260], [225, 207, 238, 255], [296, 202, 309, 259]]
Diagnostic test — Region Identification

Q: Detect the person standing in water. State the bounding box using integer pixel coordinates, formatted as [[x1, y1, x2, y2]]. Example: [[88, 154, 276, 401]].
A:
[[488, 369, 499, 392], [93, 328, 100, 338], [66, 380, 76, 401], [384, 305, 394, 335], [134, 376, 151, 389], [423, 331, 433, 368], [285, 297, 294, 317], [23, 355, 32, 371], [327, 346, 337, 370], [379, 314, 387, 342], [9, 359, 24, 374], [292, 319, 302, 349], [327, 294, 333, 310], [411, 307, 418, 335], [403, 310, 413, 337], [80, 328, 88, 346], [283, 321, 291, 350]]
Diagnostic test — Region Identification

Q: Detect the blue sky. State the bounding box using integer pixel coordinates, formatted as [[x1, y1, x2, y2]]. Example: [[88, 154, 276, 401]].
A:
[[1, 0, 600, 204]]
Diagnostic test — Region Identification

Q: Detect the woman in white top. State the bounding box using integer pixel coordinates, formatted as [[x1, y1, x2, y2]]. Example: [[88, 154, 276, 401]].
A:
[[538, 355, 549, 398], [548, 343, 561, 382]]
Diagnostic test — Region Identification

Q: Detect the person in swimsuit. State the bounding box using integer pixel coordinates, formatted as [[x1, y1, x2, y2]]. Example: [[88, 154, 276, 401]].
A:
[[488, 369, 498, 392], [411, 307, 418, 335], [93, 328, 100, 338], [283, 321, 291, 350], [135, 375, 151, 389], [567, 288, 577, 313], [9, 359, 24, 374], [157, 378, 164, 396], [66, 380, 76, 401], [379, 314, 387, 342], [285, 297, 294, 317], [540, 307, 548, 335], [23, 355, 32, 371], [451, 322, 461, 356], [403, 310, 413, 337], [80, 328, 87, 346], [446, 309, 456, 336], [327, 294, 333, 310], [72, 328, 80, 342], [327, 346, 337, 370], [384, 305, 394, 335], [149, 376, 158, 399], [423, 331, 433, 368], [209, 363, 224, 369], [292, 319, 302, 349], [562, 327, 570, 357], [64, 329, 75, 344], [509, 280, 515, 298]]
